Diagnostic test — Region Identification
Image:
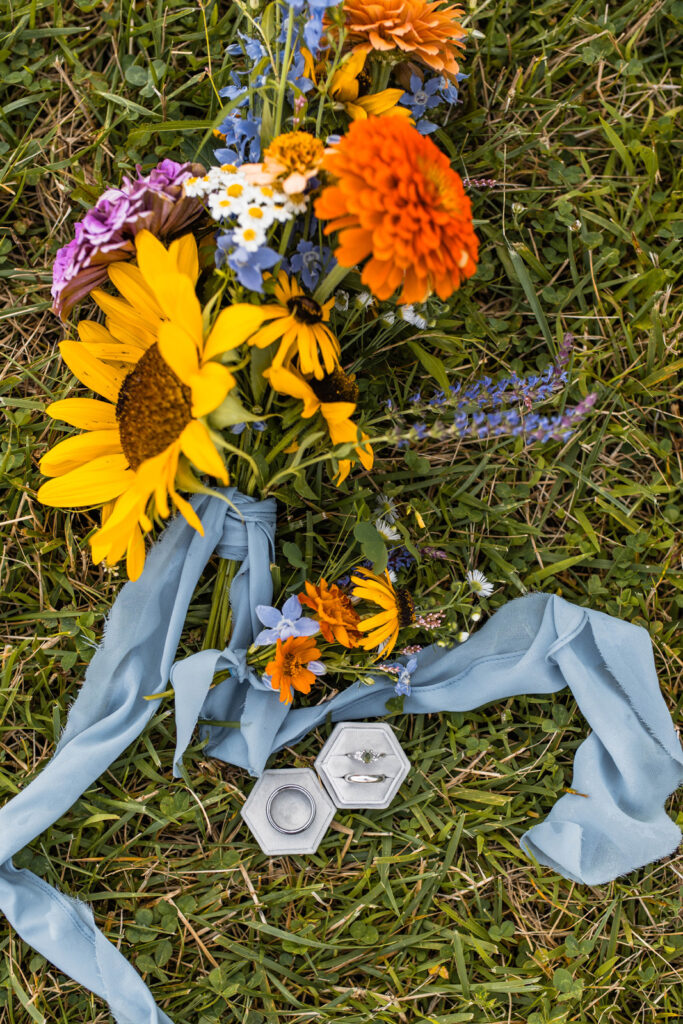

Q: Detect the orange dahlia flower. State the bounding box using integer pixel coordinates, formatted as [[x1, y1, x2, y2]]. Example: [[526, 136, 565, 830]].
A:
[[266, 635, 325, 704], [340, 0, 466, 79], [299, 578, 362, 647], [314, 116, 478, 304]]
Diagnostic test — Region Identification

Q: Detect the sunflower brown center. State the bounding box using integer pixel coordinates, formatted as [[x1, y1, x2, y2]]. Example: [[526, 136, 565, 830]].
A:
[[287, 295, 324, 324], [310, 367, 360, 404], [396, 587, 415, 628], [116, 343, 193, 470]]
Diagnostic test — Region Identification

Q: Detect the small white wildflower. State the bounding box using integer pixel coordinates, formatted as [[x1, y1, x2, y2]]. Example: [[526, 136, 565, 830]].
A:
[[375, 517, 400, 542], [375, 493, 399, 523], [335, 290, 350, 311], [381, 310, 396, 325], [466, 569, 494, 598], [399, 304, 427, 329], [456, 631, 470, 643], [233, 224, 267, 252], [470, 610, 482, 622], [356, 290, 374, 308], [387, 568, 398, 584]]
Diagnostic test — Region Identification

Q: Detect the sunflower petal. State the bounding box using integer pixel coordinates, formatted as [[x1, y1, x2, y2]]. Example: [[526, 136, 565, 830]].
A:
[[108, 262, 165, 321], [59, 342, 126, 402], [190, 363, 235, 418], [40, 429, 122, 477], [169, 234, 200, 284], [180, 420, 228, 483], [47, 398, 117, 430], [37, 454, 132, 506], [157, 321, 199, 381], [203, 304, 269, 360]]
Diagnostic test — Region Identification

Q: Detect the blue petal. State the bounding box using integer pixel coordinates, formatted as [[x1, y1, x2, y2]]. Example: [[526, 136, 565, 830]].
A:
[[256, 604, 282, 628], [282, 594, 302, 620], [253, 627, 279, 646], [295, 617, 320, 637], [307, 660, 326, 675]]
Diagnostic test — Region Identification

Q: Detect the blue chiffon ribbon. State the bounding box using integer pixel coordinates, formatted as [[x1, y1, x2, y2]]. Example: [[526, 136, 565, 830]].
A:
[[0, 489, 681, 1024]]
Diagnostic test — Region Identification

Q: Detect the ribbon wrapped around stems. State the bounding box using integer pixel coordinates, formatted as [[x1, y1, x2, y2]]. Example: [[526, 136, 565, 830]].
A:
[[0, 489, 681, 1024]]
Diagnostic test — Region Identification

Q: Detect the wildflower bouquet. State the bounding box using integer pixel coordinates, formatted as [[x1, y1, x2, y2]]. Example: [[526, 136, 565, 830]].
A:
[[41, 0, 594, 705]]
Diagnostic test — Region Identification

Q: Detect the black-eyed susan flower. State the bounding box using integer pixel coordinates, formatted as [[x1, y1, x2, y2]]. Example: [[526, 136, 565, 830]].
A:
[[263, 362, 372, 483], [330, 49, 410, 121], [38, 231, 263, 580], [351, 568, 416, 657], [245, 272, 340, 379]]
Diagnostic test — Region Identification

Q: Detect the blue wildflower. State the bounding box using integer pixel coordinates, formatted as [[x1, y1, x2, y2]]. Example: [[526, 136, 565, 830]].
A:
[[222, 240, 281, 292], [290, 239, 335, 290], [254, 595, 319, 647]]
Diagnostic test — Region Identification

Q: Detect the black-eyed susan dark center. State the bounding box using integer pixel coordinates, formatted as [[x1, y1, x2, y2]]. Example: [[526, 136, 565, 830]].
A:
[[396, 587, 415, 628], [116, 344, 193, 469], [310, 367, 360, 404], [287, 295, 324, 325]]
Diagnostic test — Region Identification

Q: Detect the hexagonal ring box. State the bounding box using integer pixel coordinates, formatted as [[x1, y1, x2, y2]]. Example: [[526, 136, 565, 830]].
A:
[[241, 724, 410, 856], [315, 722, 411, 810]]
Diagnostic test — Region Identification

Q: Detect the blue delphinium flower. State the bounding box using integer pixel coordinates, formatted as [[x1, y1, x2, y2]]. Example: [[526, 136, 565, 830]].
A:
[[290, 239, 335, 290], [395, 657, 418, 696], [254, 595, 319, 647]]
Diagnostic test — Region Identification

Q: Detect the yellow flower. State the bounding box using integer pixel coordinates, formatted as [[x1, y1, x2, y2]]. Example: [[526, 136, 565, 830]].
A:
[[351, 568, 415, 657], [37, 231, 263, 580], [245, 271, 340, 380], [242, 131, 326, 197], [330, 48, 411, 121], [263, 363, 373, 484]]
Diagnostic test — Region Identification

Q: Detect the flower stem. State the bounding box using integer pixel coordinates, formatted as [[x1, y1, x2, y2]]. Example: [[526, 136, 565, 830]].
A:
[[273, 5, 295, 138], [313, 259, 352, 304]]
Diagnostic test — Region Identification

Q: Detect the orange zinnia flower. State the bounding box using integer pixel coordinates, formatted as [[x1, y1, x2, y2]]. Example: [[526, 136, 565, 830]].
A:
[[340, 0, 466, 79], [315, 116, 478, 304], [265, 635, 326, 704], [299, 578, 363, 647]]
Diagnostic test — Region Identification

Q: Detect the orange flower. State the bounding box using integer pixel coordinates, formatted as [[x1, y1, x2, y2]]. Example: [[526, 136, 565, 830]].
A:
[[339, 0, 466, 79], [299, 578, 362, 647], [315, 116, 478, 304], [265, 635, 325, 704], [241, 131, 326, 198]]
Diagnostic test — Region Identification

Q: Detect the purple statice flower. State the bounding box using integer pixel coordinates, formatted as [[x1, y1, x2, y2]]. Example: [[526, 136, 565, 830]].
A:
[[51, 159, 205, 320], [219, 238, 281, 292], [253, 595, 319, 647], [290, 239, 335, 290]]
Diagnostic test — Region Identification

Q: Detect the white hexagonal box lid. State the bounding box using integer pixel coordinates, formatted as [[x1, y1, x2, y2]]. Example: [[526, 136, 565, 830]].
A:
[[241, 768, 336, 856], [315, 722, 411, 809]]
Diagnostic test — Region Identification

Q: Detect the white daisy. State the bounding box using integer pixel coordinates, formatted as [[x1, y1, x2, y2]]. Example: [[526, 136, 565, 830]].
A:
[[375, 493, 399, 524], [375, 517, 400, 542], [466, 569, 494, 598], [399, 304, 427, 329]]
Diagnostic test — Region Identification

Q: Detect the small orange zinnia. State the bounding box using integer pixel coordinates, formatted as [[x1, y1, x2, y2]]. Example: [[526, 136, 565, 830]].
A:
[[299, 578, 363, 647], [340, 0, 466, 79], [266, 635, 325, 704], [315, 116, 478, 304]]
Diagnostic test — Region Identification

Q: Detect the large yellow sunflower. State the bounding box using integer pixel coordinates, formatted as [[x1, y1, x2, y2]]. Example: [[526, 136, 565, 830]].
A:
[[351, 568, 415, 657], [244, 272, 340, 379], [263, 362, 373, 484], [38, 230, 263, 579]]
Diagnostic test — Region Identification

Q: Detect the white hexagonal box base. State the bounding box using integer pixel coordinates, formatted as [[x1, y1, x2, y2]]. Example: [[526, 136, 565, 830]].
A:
[[241, 768, 336, 856], [315, 722, 410, 809]]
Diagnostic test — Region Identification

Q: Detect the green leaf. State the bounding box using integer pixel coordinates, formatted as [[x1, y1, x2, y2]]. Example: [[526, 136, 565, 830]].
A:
[[407, 340, 450, 392], [353, 521, 388, 574], [282, 541, 306, 570]]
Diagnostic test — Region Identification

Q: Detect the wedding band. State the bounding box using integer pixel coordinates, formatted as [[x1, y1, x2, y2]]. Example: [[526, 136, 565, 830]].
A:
[[344, 773, 387, 784], [265, 785, 316, 834], [346, 749, 386, 764]]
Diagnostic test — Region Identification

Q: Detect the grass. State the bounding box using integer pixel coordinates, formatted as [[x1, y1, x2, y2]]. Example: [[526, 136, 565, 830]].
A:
[[1, 0, 682, 1022]]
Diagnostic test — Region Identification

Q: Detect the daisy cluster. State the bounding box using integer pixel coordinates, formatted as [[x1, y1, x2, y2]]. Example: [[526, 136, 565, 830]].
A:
[[184, 165, 305, 251]]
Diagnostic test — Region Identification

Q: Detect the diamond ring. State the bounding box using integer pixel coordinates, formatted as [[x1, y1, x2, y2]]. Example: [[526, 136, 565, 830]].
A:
[[346, 749, 386, 765]]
